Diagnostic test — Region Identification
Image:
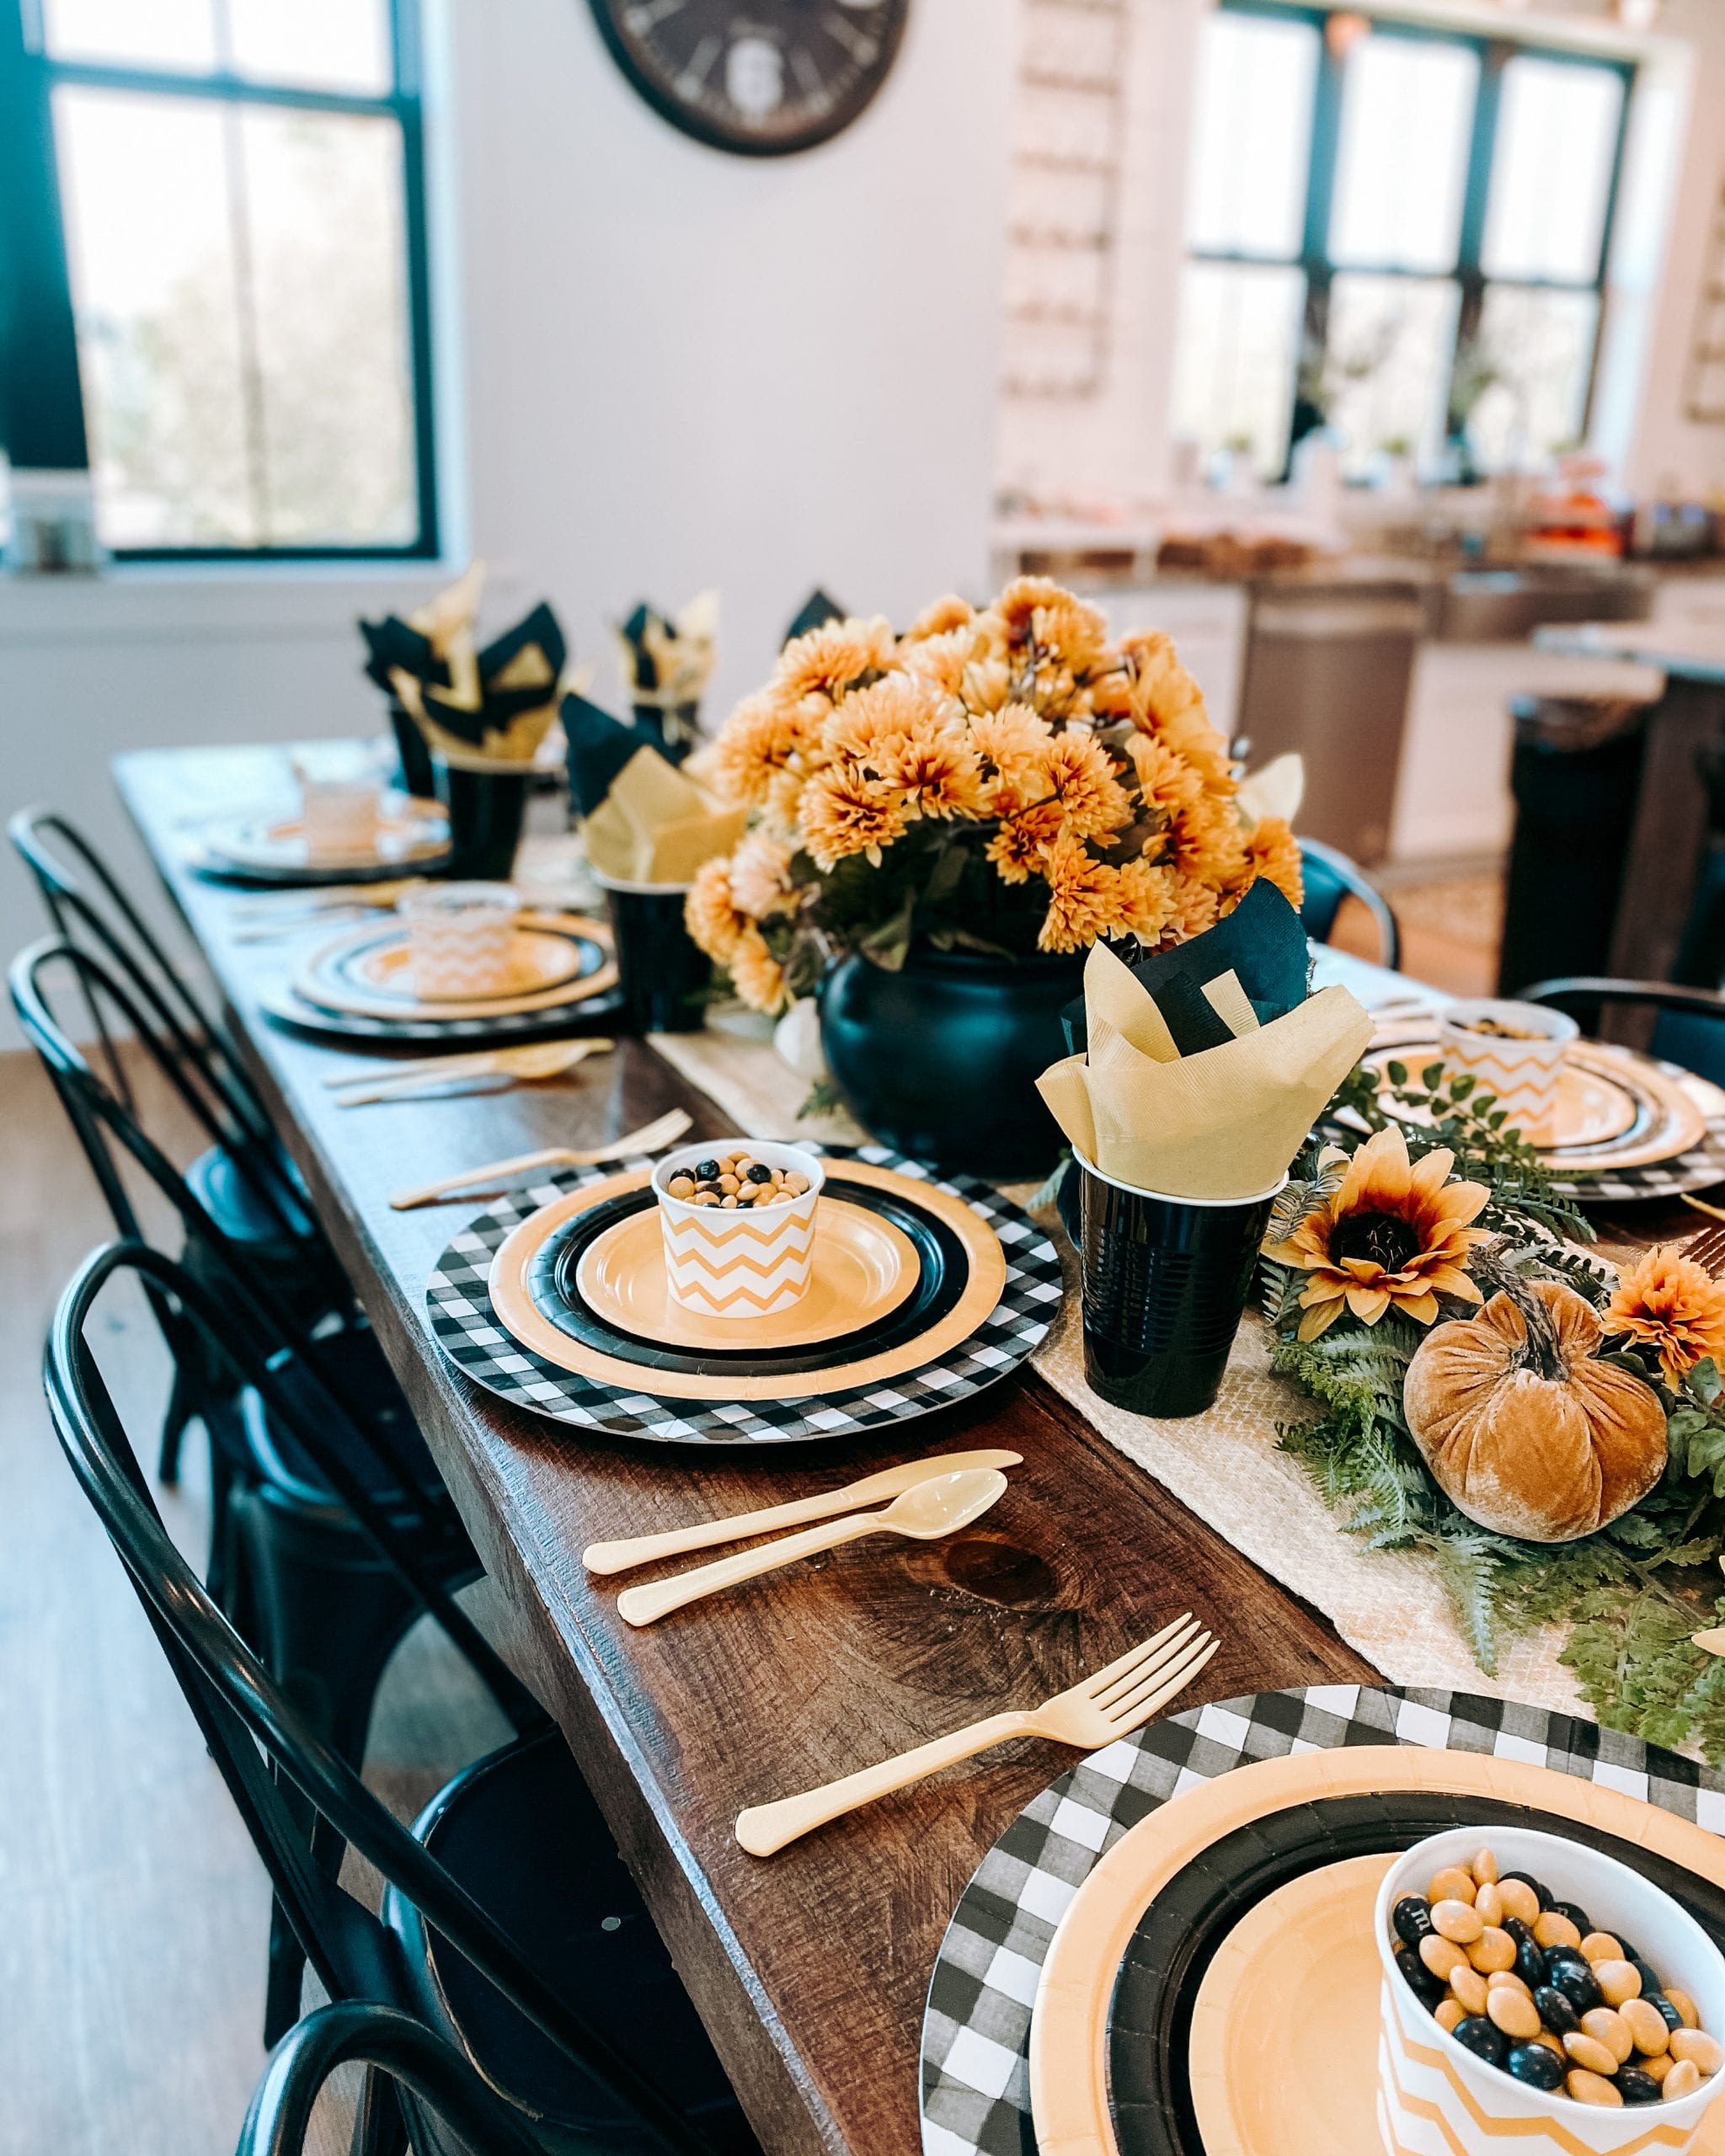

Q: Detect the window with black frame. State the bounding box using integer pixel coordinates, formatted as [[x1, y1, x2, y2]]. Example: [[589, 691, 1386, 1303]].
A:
[[0, 0, 435, 558], [1172, 2, 1632, 484]]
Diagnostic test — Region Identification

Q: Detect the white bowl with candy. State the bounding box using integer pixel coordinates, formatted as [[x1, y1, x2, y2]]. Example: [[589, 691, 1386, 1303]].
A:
[[651, 1140, 824, 1320], [1376, 1826, 1725, 2153]]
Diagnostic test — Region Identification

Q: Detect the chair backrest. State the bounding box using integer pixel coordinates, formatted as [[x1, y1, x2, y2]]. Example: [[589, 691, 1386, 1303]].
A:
[[11, 934, 318, 1285], [45, 1242, 712, 2156], [1522, 976, 1725, 1091], [1298, 838, 1402, 973], [237, 2003, 544, 2156], [10, 805, 275, 1152]]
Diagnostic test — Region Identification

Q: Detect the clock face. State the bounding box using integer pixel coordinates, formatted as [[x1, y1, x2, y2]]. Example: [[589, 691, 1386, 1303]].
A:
[[588, 0, 910, 157]]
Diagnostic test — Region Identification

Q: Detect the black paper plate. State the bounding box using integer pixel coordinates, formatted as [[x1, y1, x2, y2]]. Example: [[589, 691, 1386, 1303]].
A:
[[526, 1172, 968, 1377], [1103, 1789, 1725, 2156]]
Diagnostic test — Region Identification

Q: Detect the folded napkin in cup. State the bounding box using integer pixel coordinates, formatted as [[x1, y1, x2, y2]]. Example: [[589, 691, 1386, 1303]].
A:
[[1038, 885, 1372, 1202], [364, 564, 568, 767], [614, 590, 718, 759], [360, 559, 486, 701], [584, 744, 748, 886]]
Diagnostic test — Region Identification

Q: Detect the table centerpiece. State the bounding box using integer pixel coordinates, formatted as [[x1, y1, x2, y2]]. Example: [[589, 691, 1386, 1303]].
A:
[[682, 577, 1302, 1176]]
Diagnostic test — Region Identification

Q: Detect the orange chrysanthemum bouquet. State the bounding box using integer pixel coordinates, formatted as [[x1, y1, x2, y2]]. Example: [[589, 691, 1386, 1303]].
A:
[[683, 578, 1301, 1015]]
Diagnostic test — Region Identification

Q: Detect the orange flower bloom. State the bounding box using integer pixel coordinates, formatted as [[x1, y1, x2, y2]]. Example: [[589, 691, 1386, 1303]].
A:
[[1167, 872, 1222, 942], [1035, 731, 1132, 841], [1264, 1125, 1491, 1341], [904, 594, 975, 641], [684, 857, 750, 964], [969, 702, 1052, 783], [1037, 831, 1123, 953], [726, 831, 796, 920], [1246, 814, 1304, 909], [1605, 1244, 1725, 1388], [798, 765, 908, 870], [729, 926, 787, 1014], [1170, 800, 1249, 887], [775, 615, 895, 702], [1126, 731, 1204, 819], [985, 788, 1066, 882], [1112, 857, 1176, 943], [708, 688, 819, 808]]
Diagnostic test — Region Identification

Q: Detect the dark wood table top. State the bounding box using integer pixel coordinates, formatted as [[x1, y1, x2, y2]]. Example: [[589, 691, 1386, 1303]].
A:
[[110, 743, 1680, 2156]]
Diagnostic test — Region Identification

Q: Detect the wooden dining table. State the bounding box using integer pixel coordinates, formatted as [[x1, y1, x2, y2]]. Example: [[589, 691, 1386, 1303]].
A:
[[111, 743, 1689, 2156]]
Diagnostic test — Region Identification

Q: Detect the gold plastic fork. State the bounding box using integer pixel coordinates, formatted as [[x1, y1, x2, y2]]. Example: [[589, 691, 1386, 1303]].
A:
[[733, 1614, 1219, 1856], [387, 1108, 692, 1209]]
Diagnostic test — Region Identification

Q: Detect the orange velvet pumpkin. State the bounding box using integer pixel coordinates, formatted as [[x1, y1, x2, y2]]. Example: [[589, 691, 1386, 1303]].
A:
[[1403, 1278, 1668, 1543]]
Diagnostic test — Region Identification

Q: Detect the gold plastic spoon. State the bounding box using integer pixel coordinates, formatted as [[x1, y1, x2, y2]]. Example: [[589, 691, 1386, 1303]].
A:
[[614, 1469, 1009, 1628]]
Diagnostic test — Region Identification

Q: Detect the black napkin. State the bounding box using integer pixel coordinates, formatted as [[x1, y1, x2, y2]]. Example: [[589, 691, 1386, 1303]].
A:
[[782, 589, 846, 645], [564, 691, 661, 818], [1060, 880, 1315, 1058]]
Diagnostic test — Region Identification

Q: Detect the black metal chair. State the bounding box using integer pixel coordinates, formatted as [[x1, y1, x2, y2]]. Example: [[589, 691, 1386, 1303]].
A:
[[1298, 837, 1402, 972], [237, 2004, 543, 2156], [11, 808, 339, 1472], [13, 942, 526, 2041], [47, 1242, 756, 2156], [12, 932, 412, 1508], [1522, 977, 1725, 1091]]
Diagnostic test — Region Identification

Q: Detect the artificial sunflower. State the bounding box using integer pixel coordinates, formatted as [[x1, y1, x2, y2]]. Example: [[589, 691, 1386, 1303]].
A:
[[1265, 1124, 1492, 1341], [1605, 1243, 1725, 1389]]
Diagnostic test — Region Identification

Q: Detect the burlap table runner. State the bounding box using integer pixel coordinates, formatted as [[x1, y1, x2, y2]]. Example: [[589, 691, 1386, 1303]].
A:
[[648, 1018, 1585, 1716]]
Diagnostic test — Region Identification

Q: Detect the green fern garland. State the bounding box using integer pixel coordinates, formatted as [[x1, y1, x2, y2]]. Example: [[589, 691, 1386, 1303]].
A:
[[1274, 1063, 1725, 1761]]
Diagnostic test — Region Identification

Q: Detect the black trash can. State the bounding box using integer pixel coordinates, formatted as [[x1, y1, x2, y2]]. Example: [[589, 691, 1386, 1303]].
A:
[[1497, 694, 1652, 997]]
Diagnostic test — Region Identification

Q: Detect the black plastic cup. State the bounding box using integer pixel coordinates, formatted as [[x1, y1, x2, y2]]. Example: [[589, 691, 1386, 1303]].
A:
[[1077, 1155, 1285, 1418], [597, 874, 710, 1033], [431, 752, 532, 880], [388, 701, 436, 799]]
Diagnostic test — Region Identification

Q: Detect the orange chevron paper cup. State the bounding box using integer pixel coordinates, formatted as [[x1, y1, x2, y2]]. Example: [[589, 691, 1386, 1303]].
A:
[[1376, 1826, 1725, 2156], [652, 1141, 825, 1321], [1438, 1000, 1579, 1145]]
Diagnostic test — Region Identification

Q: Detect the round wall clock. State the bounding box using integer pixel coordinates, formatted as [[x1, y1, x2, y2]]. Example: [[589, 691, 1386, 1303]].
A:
[[587, 0, 911, 157]]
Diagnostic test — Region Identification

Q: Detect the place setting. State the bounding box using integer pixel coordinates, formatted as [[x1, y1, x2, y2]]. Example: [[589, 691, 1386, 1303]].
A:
[[187, 753, 454, 887], [1365, 997, 1725, 1203], [259, 878, 622, 1044], [423, 1134, 1064, 1444], [921, 1684, 1725, 2156]]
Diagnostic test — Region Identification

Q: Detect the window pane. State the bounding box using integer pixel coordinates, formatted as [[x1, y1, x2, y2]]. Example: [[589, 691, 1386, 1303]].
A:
[[1171, 261, 1306, 479], [1466, 285, 1599, 472], [52, 88, 416, 548], [1325, 274, 1461, 478], [1483, 58, 1624, 284], [243, 109, 415, 543], [1185, 12, 1318, 260], [54, 88, 254, 544], [1329, 33, 1478, 273], [225, 0, 393, 94], [42, 0, 216, 71]]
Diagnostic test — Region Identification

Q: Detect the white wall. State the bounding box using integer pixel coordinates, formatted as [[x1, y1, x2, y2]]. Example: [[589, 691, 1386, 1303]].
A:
[[0, 0, 1017, 1038]]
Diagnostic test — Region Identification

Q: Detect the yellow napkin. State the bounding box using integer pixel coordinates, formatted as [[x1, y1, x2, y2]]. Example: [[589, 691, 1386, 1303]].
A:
[[1037, 942, 1372, 1201], [585, 744, 748, 885]]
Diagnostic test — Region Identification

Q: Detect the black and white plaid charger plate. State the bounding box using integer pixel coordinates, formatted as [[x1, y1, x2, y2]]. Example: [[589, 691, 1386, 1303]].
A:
[[259, 982, 626, 1044], [919, 1684, 1725, 2156], [425, 1144, 1064, 1444], [1546, 1075, 1725, 1203]]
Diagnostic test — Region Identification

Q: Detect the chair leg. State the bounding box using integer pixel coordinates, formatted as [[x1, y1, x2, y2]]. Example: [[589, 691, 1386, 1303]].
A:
[[263, 1897, 307, 2047], [158, 1361, 196, 1485], [351, 2064, 409, 2156]]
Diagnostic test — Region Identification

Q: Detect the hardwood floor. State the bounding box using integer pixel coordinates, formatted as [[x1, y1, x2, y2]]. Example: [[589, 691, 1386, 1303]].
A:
[[0, 1049, 510, 2155]]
